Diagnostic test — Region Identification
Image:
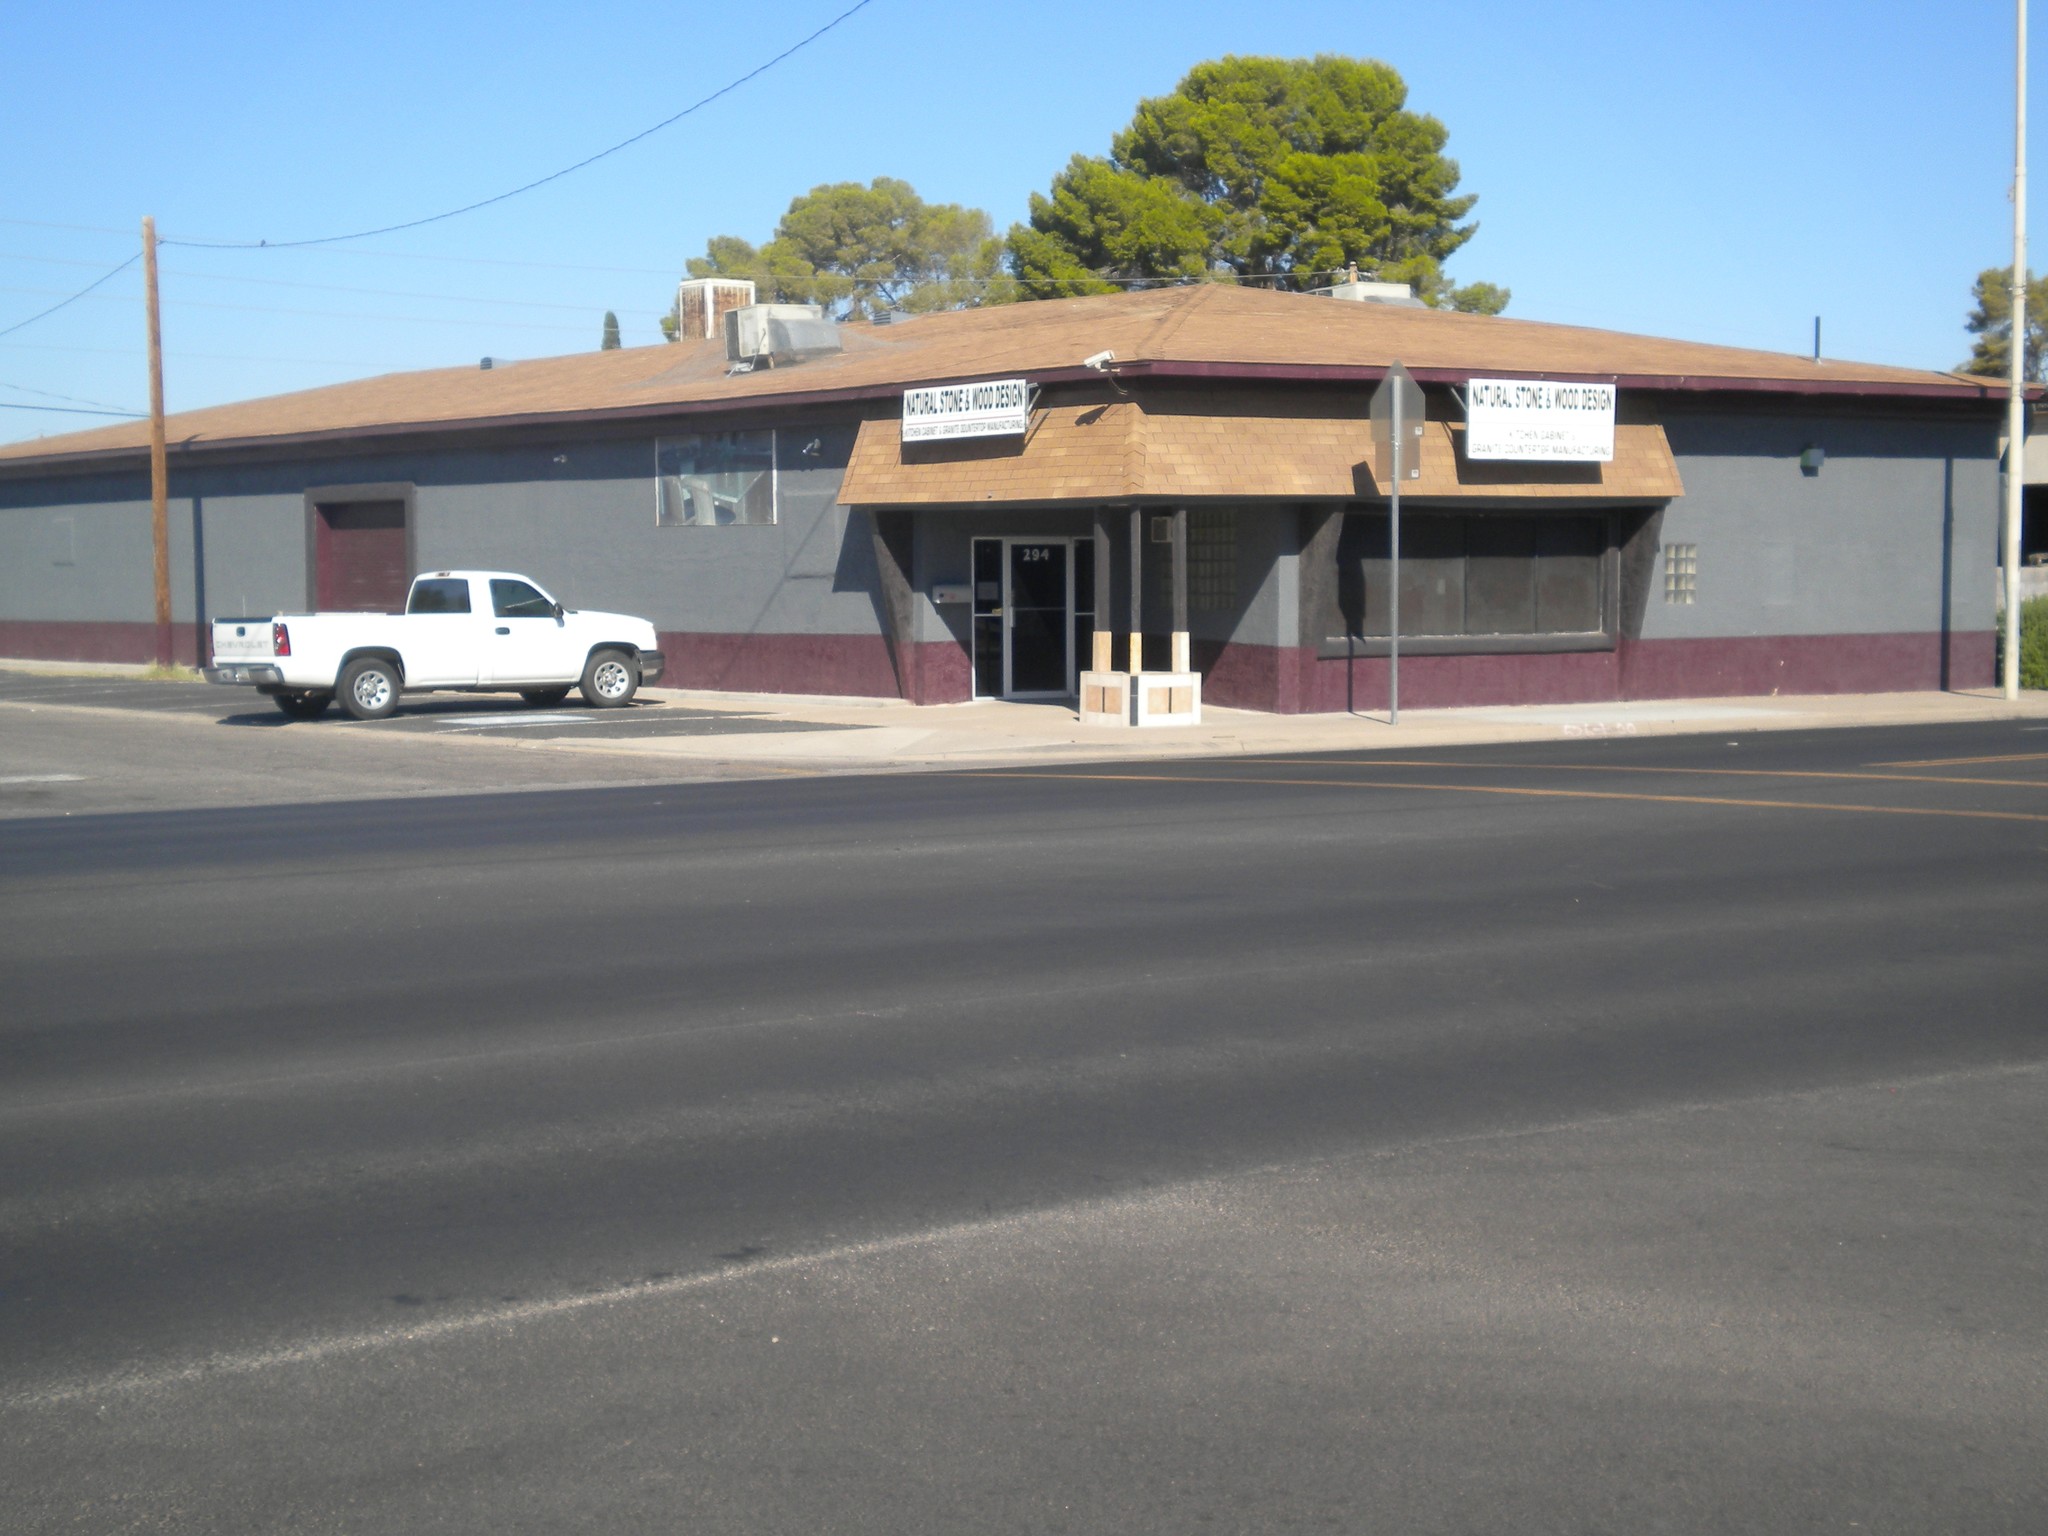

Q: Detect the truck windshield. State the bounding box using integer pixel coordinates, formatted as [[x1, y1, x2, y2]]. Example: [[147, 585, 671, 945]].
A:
[[408, 579, 471, 614]]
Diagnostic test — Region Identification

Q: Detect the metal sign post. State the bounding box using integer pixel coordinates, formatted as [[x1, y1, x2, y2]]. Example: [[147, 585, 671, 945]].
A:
[[1369, 361, 1423, 724], [2005, 0, 2028, 701]]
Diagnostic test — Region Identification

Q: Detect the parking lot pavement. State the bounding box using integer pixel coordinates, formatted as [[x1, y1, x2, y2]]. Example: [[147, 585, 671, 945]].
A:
[[0, 672, 231, 715], [0, 676, 826, 820], [0, 670, 856, 740]]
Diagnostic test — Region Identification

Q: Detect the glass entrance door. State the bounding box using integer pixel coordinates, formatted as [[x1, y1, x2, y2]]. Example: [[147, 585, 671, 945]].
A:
[[1005, 541, 1069, 695], [971, 537, 1093, 699]]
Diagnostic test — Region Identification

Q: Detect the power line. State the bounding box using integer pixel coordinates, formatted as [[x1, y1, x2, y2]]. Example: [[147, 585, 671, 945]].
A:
[[0, 217, 132, 238], [0, 249, 146, 272], [162, 0, 879, 252], [212, 246, 682, 277], [0, 282, 627, 334], [1, 249, 673, 305], [0, 253, 139, 340], [0, 401, 143, 418], [0, 378, 143, 413], [2, 240, 681, 280], [153, 268, 667, 316], [0, 340, 399, 367]]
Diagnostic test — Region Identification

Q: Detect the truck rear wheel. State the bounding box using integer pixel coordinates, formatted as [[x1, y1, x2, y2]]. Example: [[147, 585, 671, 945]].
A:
[[579, 648, 638, 708], [273, 690, 333, 720], [338, 657, 401, 721]]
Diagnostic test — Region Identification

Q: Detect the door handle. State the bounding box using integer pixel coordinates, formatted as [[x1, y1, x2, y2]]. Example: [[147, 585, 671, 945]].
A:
[[495, 626, 510, 635]]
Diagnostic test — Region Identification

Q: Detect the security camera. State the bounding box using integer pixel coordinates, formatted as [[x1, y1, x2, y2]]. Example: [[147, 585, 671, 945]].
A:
[[1082, 350, 1116, 371]]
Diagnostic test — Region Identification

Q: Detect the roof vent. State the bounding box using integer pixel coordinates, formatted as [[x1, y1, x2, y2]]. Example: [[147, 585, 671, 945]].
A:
[[676, 277, 756, 340], [1311, 279, 1427, 308], [724, 303, 842, 369]]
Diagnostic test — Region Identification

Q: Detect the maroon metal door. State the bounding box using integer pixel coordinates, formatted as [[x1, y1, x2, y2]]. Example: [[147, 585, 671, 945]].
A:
[[315, 501, 408, 612]]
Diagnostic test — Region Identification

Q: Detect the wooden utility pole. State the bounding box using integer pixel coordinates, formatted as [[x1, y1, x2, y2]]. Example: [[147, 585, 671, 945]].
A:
[[143, 215, 171, 668]]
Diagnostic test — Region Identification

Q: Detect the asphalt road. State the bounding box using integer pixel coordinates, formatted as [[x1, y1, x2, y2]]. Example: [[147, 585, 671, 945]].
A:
[[3, 721, 2046, 1532]]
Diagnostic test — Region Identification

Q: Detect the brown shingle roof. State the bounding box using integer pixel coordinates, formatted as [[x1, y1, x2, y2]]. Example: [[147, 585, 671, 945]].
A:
[[840, 386, 1682, 505], [0, 284, 2001, 471]]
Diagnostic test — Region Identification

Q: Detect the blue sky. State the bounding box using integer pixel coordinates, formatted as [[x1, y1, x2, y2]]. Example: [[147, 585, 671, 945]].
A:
[[0, 0, 2035, 445]]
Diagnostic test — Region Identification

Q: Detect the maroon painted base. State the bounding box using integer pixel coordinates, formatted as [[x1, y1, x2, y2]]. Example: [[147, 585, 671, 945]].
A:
[[0, 620, 203, 667], [1620, 632, 1995, 700], [653, 631, 972, 704], [907, 640, 972, 705], [0, 623, 2000, 712], [0, 621, 903, 697], [1201, 632, 1998, 714], [654, 630, 900, 699]]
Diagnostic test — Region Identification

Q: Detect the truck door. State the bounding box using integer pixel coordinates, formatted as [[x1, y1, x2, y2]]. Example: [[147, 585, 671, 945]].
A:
[[399, 576, 485, 686], [481, 577, 578, 685]]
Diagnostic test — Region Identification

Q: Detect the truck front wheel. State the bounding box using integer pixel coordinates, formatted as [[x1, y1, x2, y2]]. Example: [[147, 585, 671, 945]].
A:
[[339, 657, 401, 721], [579, 648, 639, 708], [273, 690, 333, 720]]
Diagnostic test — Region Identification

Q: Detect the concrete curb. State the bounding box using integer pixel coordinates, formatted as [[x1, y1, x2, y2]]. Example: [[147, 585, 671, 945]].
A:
[[6, 658, 2047, 783]]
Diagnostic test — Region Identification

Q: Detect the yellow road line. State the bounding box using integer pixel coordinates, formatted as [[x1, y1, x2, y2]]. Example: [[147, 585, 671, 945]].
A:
[[1873, 751, 2048, 768], [977, 770, 2048, 825], [1240, 758, 2048, 790]]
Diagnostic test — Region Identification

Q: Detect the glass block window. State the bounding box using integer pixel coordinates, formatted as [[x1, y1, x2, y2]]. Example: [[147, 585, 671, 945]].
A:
[[1663, 542, 1698, 605], [656, 430, 775, 526], [1188, 509, 1238, 614]]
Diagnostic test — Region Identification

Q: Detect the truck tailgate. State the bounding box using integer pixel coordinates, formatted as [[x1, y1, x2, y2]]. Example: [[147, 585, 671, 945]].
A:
[[210, 619, 275, 663]]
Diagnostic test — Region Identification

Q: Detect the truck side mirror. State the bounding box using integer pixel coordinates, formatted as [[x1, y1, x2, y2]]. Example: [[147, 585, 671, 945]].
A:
[[552, 601, 565, 620]]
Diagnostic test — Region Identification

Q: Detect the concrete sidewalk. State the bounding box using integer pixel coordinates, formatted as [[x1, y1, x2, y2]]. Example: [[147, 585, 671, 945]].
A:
[[6, 653, 2047, 779], [602, 682, 2048, 773]]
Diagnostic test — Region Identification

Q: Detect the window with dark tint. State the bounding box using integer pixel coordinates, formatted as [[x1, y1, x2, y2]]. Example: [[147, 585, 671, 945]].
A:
[[407, 578, 471, 615], [1336, 513, 1606, 639], [971, 538, 1003, 699], [656, 430, 775, 525], [490, 579, 555, 618]]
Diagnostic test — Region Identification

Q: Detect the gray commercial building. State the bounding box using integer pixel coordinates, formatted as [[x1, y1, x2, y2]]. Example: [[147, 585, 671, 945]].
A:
[[0, 285, 2013, 710]]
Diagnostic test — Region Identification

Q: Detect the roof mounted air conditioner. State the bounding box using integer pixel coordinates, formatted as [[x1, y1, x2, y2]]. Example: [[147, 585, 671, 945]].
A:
[[724, 303, 842, 367]]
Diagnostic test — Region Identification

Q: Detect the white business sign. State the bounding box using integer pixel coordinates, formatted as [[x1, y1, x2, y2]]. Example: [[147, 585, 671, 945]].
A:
[[1466, 378, 1616, 462], [902, 378, 1031, 443]]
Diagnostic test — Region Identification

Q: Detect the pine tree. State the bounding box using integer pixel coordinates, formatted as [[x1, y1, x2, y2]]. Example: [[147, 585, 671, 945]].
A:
[[1007, 55, 1506, 313], [688, 179, 1013, 320], [601, 311, 621, 351], [1960, 267, 2048, 381]]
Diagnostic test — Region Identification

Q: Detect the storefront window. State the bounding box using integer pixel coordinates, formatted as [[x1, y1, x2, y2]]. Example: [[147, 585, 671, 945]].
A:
[[1336, 512, 1606, 639]]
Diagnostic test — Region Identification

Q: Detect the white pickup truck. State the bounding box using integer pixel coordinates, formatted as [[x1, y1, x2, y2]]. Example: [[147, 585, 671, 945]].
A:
[[204, 570, 666, 721]]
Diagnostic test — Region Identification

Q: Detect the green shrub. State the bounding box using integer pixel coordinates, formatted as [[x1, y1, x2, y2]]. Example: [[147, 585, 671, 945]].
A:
[[1994, 594, 2048, 689]]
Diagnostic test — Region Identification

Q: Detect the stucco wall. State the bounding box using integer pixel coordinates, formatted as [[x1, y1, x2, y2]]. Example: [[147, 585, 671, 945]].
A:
[[0, 398, 2006, 706], [0, 421, 884, 649], [1654, 409, 1997, 640]]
